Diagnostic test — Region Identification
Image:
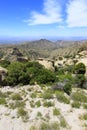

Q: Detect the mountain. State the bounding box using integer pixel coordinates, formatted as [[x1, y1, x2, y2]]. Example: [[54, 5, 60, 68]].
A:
[[0, 39, 87, 61]]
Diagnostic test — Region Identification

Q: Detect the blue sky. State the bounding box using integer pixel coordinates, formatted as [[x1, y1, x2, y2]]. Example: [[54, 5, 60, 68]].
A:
[[0, 0, 87, 39]]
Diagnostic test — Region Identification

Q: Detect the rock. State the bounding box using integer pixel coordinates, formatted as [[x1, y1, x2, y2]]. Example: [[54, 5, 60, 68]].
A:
[[0, 66, 7, 82]]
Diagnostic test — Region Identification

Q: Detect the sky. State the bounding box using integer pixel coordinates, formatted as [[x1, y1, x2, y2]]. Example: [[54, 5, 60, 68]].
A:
[[0, 0, 87, 40]]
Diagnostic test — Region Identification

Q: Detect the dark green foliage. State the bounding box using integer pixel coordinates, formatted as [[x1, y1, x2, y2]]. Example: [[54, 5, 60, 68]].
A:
[[4, 62, 30, 86], [59, 56, 63, 60], [0, 60, 10, 68], [71, 101, 81, 108], [75, 74, 86, 88], [71, 91, 87, 103], [4, 61, 56, 86], [55, 67, 64, 75], [64, 83, 72, 95], [74, 63, 86, 74]]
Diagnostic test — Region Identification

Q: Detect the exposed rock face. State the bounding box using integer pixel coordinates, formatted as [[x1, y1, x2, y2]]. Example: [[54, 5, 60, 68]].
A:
[[11, 48, 23, 57], [37, 58, 54, 70], [17, 57, 28, 62], [0, 66, 7, 82]]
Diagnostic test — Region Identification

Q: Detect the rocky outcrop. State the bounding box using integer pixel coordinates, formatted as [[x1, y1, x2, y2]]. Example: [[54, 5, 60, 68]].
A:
[[0, 66, 7, 82], [37, 58, 54, 70]]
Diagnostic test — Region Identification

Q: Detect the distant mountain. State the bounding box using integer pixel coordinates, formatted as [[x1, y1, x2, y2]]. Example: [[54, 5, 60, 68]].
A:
[[19, 39, 56, 50], [0, 39, 87, 61]]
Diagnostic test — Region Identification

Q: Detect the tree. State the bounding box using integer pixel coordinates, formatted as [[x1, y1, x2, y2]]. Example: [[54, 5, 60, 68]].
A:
[[75, 74, 86, 88], [64, 83, 72, 95], [74, 63, 86, 74]]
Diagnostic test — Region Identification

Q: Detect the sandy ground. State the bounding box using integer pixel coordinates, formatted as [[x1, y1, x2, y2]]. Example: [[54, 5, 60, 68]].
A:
[[0, 85, 87, 130]]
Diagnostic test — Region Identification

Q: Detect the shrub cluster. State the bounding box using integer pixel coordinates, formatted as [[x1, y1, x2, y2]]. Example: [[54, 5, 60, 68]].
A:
[[2, 61, 57, 86]]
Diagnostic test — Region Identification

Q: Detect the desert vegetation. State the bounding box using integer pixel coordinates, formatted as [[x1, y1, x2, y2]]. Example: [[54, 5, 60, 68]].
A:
[[0, 40, 87, 130]]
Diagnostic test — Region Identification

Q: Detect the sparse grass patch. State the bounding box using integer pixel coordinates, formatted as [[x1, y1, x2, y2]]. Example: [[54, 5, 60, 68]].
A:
[[39, 121, 60, 130], [11, 93, 22, 100], [39, 122, 50, 130], [53, 108, 60, 116], [37, 112, 42, 117], [83, 104, 87, 109], [0, 98, 6, 105], [60, 116, 68, 128], [79, 113, 87, 120], [30, 126, 37, 130], [0, 91, 8, 98], [35, 100, 41, 107], [30, 100, 35, 108], [71, 91, 87, 103], [17, 107, 28, 121], [9, 101, 25, 109], [42, 92, 53, 99], [43, 101, 54, 107], [71, 101, 81, 108], [56, 91, 70, 104], [31, 92, 37, 98]]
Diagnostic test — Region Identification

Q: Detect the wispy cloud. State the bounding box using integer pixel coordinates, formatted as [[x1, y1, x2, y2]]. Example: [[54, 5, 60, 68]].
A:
[[25, 0, 62, 25], [66, 0, 87, 27]]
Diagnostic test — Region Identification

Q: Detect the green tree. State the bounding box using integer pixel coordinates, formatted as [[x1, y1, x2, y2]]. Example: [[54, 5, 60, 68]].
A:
[[75, 74, 86, 88], [64, 83, 72, 95], [74, 63, 86, 74]]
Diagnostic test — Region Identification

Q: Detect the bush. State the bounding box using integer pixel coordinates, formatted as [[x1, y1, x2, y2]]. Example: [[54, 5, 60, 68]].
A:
[[71, 92, 87, 103], [42, 92, 53, 99], [4, 61, 57, 86], [74, 63, 86, 74], [60, 116, 68, 128], [53, 108, 60, 116], [11, 93, 22, 100], [0, 60, 10, 68], [83, 104, 87, 109], [63, 83, 72, 95], [35, 100, 41, 107], [75, 74, 86, 88], [71, 101, 81, 108], [4, 62, 30, 86], [0, 98, 6, 105], [56, 91, 70, 104], [43, 101, 54, 107], [17, 108, 27, 117]]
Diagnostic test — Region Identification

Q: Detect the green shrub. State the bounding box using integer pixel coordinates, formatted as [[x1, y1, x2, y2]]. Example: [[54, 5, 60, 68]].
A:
[[17, 108, 27, 117], [53, 108, 60, 116], [71, 92, 87, 103], [42, 92, 53, 99], [71, 101, 81, 108], [4, 61, 57, 86], [35, 100, 41, 107], [39, 122, 60, 130], [60, 116, 67, 128], [0, 98, 6, 105], [11, 93, 22, 100], [59, 56, 63, 60], [83, 104, 87, 109], [43, 101, 54, 107], [74, 63, 86, 74], [75, 74, 86, 88], [39, 122, 50, 130], [30, 100, 35, 108], [37, 112, 42, 117], [79, 113, 87, 120], [30, 126, 37, 130], [9, 101, 25, 109], [31, 92, 37, 98], [56, 91, 70, 104], [0, 60, 10, 68], [64, 83, 72, 95]]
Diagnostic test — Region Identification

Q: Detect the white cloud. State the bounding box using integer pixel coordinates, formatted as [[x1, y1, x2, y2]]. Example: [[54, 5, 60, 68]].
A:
[[25, 0, 62, 25], [66, 0, 87, 27]]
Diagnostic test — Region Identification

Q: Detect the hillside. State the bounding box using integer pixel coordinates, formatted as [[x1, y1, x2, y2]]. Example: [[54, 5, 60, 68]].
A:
[[0, 39, 87, 61]]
